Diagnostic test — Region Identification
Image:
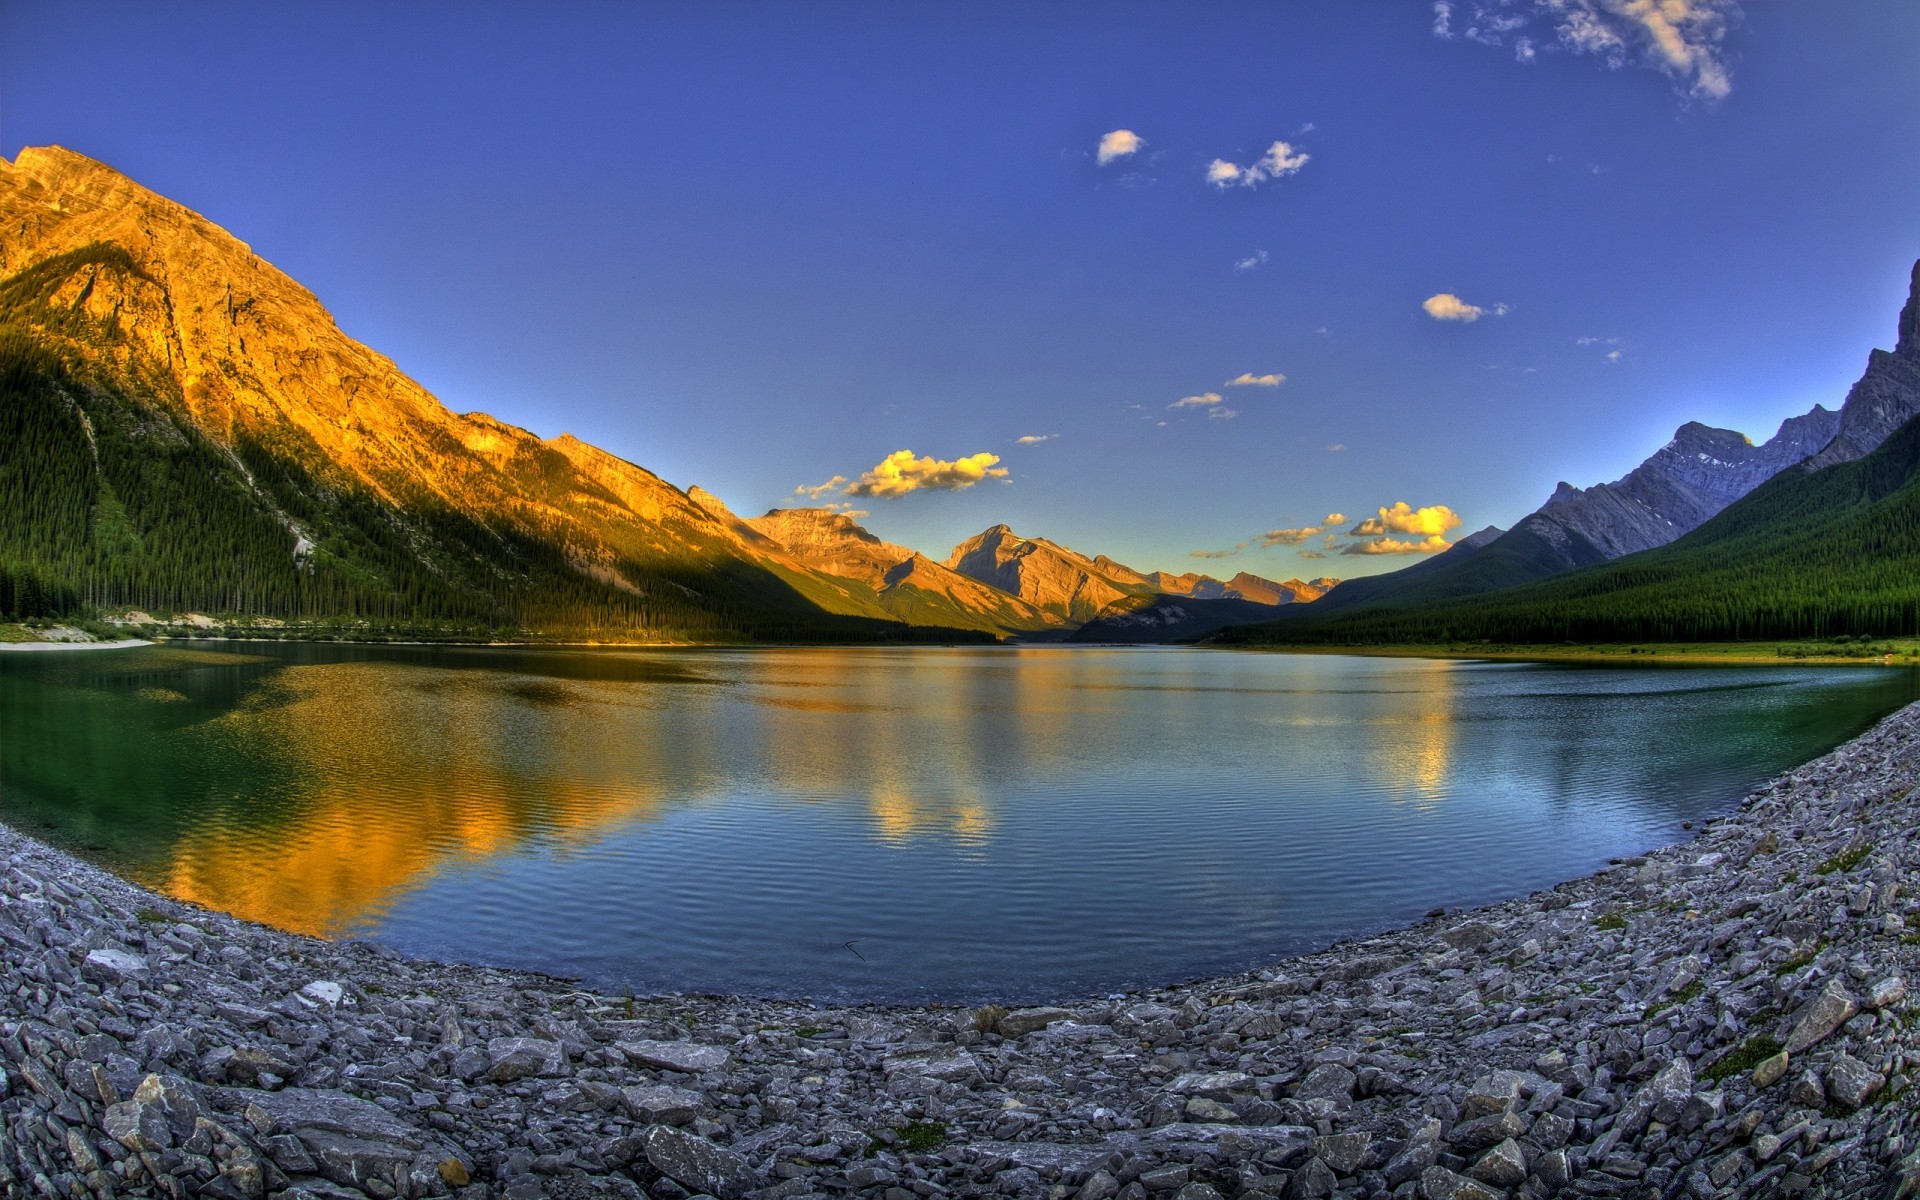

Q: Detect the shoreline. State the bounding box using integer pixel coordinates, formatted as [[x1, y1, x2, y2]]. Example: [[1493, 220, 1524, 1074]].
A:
[[0, 638, 151, 653], [5, 710, 1920, 1197], [1210, 639, 1920, 669]]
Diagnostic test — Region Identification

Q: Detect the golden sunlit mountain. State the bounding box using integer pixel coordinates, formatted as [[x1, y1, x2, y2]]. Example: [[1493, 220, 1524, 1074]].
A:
[[0, 146, 1331, 642]]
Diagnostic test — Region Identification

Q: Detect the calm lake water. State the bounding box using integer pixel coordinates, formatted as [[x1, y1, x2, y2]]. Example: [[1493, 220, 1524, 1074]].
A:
[[1, 643, 1913, 1003]]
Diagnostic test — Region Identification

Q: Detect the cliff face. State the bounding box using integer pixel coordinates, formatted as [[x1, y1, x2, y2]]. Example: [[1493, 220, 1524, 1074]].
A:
[[736, 507, 1062, 634], [1514, 407, 1842, 568], [944, 526, 1159, 624]]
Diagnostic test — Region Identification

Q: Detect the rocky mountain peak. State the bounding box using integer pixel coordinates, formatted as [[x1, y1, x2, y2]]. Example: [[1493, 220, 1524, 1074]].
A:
[[1898, 259, 1920, 360]]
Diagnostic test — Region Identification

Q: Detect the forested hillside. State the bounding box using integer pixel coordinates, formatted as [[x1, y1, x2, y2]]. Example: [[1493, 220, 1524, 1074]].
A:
[[1218, 409, 1920, 647]]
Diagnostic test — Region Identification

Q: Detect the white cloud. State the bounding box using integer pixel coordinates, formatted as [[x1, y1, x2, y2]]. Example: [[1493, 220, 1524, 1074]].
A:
[[1207, 140, 1310, 189], [1433, 0, 1739, 100], [1341, 534, 1453, 556], [1015, 434, 1056, 445], [842, 450, 1010, 498], [1326, 442, 1345, 452], [1258, 526, 1324, 548], [1190, 545, 1244, 559], [1225, 372, 1284, 388], [1422, 293, 1509, 322], [1170, 392, 1226, 409], [1207, 407, 1239, 420], [1352, 502, 1464, 537], [1234, 249, 1269, 273], [795, 475, 847, 500], [1097, 129, 1144, 166]]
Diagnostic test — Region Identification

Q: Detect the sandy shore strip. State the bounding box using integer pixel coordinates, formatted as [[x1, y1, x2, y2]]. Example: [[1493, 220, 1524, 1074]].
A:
[[4, 703, 1920, 1199]]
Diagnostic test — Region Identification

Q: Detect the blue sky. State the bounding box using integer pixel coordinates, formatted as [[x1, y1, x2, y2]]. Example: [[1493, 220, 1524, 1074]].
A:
[[5, 2, 1920, 577]]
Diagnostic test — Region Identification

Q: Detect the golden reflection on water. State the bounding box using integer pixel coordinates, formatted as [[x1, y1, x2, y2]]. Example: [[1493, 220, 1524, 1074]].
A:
[[153, 651, 1035, 937], [158, 663, 675, 937], [1370, 659, 1458, 804]]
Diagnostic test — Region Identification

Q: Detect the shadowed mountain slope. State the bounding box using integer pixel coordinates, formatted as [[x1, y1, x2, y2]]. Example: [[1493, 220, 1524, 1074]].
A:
[[1217, 403, 1920, 645]]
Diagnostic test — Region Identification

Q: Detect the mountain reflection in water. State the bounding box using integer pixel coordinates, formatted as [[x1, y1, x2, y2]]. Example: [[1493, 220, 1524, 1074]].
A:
[[2, 643, 1913, 1002]]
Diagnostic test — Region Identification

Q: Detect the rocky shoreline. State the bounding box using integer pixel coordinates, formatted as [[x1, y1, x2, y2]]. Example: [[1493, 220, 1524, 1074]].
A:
[[7, 706, 1920, 1200]]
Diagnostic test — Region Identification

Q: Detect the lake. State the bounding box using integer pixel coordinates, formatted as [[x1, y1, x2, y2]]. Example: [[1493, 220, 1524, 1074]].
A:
[[1, 643, 1912, 1003]]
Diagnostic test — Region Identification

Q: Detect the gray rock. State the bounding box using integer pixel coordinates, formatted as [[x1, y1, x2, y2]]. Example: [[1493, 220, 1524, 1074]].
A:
[[1785, 979, 1859, 1053], [1467, 1138, 1526, 1187], [1167, 1071, 1253, 1098], [486, 1036, 567, 1081], [1309, 1131, 1369, 1174], [1283, 1157, 1336, 1198], [1868, 975, 1908, 1010], [996, 1006, 1075, 1037], [617, 1038, 732, 1074], [1292, 1063, 1355, 1105], [643, 1125, 755, 1200], [82, 946, 149, 982], [1826, 1052, 1884, 1109], [621, 1083, 705, 1125], [1419, 1164, 1502, 1200]]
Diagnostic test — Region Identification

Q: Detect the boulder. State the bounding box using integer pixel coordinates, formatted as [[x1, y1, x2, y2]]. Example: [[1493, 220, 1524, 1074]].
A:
[[617, 1038, 731, 1074], [643, 1125, 755, 1200], [621, 1083, 705, 1125], [995, 1007, 1074, 1038], [485, 1036, 566, 1082], [1785, 980, 1858, 1053]]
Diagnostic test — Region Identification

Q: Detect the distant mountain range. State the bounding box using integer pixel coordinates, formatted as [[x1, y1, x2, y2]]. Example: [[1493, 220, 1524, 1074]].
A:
[[0, 146, 1328, 642], [1226, 259, 1920, 645]]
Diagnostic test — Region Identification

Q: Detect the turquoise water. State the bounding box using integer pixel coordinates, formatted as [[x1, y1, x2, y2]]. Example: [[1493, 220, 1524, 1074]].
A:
[[2, 642, 1912, 1002]]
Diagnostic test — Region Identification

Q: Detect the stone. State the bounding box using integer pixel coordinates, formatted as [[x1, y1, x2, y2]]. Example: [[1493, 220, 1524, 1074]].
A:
[[486, 1036, 567, 1082], [1184, 1097, 1236, 1122], [1138, 1164, 1190, 1190], [643, 1125, 755, 1200], [622, 1083, 706, 1125], [1752, 1050, 1791, 1088], [300, 1129, 419, 1191], [1418, 1165, 1502, 1200], [103, 1098, 171, 1151], [1826, 1052, 1884, 1109], [1168, 1071, 1253, 1098], [243, 1082, 432, 1144], [1868, 975, 1908, 1010], [1292, 1063, 1355, 1105], [1467, 1138, 1526, 1187], [131, 1073, 209, 1139], [1383, 1139, 1438, 1188], [82, 946, 149, 983], [1309, 1131, 1370, 1174], [1785, 980, 1859, 1053], [617, 1039, 732, 1074], [1643, 1058, 1694, 1126], [995, 1007, 1075, 1037], [1448, 1109, 1526, 1150], [881, 1048, 980, 1082], [297, 980, 344, 1008], [1283, 1157, 1336, 1198], [1077, 1170, 1120, 1200]]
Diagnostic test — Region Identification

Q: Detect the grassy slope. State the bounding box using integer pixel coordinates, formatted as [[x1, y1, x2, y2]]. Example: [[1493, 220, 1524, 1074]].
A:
[[1219, 411, 1920, 647]]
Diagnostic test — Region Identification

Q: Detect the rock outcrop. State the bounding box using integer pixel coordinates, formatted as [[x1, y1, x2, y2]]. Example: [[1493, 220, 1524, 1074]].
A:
[[944, 526, 1161, 624]]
